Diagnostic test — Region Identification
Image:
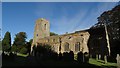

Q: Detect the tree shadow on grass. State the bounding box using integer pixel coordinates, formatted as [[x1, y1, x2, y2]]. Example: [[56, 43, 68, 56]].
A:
[[97, 60, 105, 64], [2, 52, 117, 68], [101, 65, 117, 68], [2, 54, 28, 67], [2, 55, 101, 68], [1, 51, 102, 68]]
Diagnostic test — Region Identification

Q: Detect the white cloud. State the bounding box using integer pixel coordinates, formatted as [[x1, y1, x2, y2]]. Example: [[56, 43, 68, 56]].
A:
[[49, 8, 90, 34], [35, 2, 117, 35]]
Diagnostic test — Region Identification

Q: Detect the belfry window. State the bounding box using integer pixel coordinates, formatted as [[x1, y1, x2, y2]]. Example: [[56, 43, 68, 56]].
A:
[[81, 34, 83, 36], [36, 34, 38, 36], [44, 24, 46, 30]]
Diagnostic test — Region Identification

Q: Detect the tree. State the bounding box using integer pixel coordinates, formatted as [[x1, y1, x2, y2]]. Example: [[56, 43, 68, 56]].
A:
[[0, 29, 1, 50], [13, 32, 27, 53], [92, 5, 120, 42], [0, 40, 2, 50], [26, 39, 33, 55], [11, 44, 17, 54], [29, 39, 33, 45], [90, 4, 120, 63], [2, 31, 11, 52], [33, 44, 57, 60], [50, 32, 58, 36], [20, 47, 28, 54], [97, 5, 120, 56]]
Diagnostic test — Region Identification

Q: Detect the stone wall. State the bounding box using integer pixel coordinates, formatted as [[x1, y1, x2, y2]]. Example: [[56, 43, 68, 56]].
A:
[[31, 18, 90, 54], [36, 31, 90, 54], [31, 18, 50, 52]]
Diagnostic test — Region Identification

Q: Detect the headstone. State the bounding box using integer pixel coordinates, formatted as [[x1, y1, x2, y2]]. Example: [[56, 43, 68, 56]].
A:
[[104, 55, 107, 64], [98, 54, 101, 60], [77, 52, 83, 63], [116, 54, 120, 68], [84, 52, 89, 63]]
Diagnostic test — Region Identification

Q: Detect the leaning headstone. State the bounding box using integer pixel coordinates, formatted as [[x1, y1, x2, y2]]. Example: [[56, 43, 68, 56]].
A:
[[116, 54, 120, 68], [104, 55, 107, 64]]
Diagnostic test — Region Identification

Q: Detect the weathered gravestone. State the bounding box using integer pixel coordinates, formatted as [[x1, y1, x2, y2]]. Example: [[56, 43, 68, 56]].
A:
[[116, 54, 120, 68]]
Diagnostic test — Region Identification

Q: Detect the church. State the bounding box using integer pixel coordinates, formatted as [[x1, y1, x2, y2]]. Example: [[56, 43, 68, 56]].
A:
[[31, 18, 90, 54]]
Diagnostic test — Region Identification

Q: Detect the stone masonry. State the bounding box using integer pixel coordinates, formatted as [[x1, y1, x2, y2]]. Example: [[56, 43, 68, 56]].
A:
[[31, 18, 90, 54], [31, 18, 50, 51]]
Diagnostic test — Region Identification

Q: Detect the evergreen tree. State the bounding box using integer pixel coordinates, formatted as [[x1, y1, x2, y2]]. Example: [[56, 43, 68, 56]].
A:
[[0, 40, 2, 50], [26, 39, 33, 55], [2, 31, 11, 52], [50, 32, 58, 36], [90, 4, 120, 62], [13, 32, 27, 53], [11, 44, 17, 54], [29, 39, 33, 45]]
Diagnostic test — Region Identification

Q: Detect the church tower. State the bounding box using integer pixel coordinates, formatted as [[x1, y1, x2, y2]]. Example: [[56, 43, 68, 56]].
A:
[[31, 18, 50, 51]]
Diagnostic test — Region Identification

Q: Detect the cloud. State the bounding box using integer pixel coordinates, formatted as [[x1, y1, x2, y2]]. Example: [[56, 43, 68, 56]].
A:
[[35, 2, 117, 35], [73, 2, 117, 32], [49, 8, 88, 34]]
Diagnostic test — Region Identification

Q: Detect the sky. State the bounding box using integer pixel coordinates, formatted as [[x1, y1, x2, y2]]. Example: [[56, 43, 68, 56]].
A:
[[2, 0, 120, 2], [2, 2, 118, 43], [0, 2, 1, 40]]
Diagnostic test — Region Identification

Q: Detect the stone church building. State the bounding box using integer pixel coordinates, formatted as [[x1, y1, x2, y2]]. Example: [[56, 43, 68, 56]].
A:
[[31, 18, 90, 54]]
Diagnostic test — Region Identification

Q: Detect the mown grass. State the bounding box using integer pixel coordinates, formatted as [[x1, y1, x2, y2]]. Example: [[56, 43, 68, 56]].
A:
[[2, 53, 117, 68], [17, 53, 28, 57], [89, 58, 117, 68]]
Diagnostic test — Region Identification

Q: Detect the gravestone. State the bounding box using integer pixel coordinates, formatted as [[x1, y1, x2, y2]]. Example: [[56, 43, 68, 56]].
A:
[[116, 54, 120, 68]]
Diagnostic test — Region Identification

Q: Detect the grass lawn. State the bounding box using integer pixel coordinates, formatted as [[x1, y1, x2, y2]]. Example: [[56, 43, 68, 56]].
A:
[[2, 53, 29, 67], [17, 53, 28, 57], [2, 53, 117, 68], [89, 58, 117, 68]]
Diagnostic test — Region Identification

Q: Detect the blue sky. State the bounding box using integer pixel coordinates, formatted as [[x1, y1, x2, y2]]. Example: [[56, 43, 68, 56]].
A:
[[2, 2, 117, 43], [2, 0, 120, 2]]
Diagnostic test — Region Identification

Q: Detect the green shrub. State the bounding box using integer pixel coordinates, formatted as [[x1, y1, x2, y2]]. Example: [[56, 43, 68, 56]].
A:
[[20, 47, 28, 54]]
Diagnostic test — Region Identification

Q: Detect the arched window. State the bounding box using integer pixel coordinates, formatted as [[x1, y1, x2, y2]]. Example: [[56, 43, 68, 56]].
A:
[[44, 24, 46, 30], [75, 42, 80, 52], [64, 42, 69, 51]]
